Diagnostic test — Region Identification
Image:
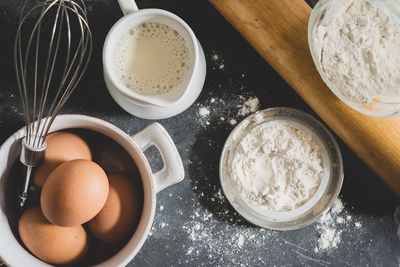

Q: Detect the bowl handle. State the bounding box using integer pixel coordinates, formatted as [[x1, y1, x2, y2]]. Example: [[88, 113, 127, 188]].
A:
[[118, 0, 139, 15], [131, 123, 184, 193]]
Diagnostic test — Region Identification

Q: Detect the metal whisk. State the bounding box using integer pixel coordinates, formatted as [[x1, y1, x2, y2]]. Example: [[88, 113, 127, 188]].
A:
[[14, 0, 92, 206]]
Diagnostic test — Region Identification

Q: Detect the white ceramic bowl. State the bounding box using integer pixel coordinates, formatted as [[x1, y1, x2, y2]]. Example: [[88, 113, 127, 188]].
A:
[[0, 114, 184, 266]]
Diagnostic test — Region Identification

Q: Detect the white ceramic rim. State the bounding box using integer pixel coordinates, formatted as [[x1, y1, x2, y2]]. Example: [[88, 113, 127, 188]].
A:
[[102, 8, 200, 107]]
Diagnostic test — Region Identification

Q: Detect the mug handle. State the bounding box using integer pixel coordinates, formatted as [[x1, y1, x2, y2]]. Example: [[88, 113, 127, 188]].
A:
[[118, 0, 139, 15], [131, 123, 184, 193]]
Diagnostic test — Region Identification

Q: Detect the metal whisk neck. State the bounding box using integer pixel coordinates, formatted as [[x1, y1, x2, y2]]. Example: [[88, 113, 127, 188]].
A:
[[20, 136, 47, 168]]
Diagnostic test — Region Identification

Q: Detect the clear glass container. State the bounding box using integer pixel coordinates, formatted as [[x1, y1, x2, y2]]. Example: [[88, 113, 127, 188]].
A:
[[308, 0, 400, 117], [219, 108, 344, 230]]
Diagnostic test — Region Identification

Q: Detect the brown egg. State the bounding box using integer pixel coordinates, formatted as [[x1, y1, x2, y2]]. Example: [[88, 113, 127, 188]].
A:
[[88, 173, 141, 243], [41, 159, 109, 227], [33, 131, 92, 187], [18, 207, 88, 265]]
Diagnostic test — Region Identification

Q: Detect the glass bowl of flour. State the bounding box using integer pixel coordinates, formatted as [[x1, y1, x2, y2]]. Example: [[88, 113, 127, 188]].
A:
[[220, 108, 343, 230], [308, 0, 400, 117]]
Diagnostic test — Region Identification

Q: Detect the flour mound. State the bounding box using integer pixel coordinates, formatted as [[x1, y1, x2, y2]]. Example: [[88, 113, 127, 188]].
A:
[[231, 121, 325, 211], [313, 0, 400, 103]]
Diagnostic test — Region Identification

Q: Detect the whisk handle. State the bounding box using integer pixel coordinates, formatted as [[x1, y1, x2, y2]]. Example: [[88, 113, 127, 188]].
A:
[[18, 137, 46, 207], [20, 137, 46, 167], [118, 0, 139, 15], [19, 166, 32, 207]]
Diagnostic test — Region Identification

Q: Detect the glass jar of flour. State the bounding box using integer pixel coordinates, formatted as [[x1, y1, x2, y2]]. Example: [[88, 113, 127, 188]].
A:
[[308, 0, 400, 117]]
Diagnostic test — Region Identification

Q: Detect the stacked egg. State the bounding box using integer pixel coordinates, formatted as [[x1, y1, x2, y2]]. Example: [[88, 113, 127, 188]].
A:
[[18, 132, 141, 265]]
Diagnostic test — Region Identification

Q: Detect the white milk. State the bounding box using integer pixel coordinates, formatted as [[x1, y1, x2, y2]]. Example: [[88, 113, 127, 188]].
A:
[[114, 21, 192, 95]]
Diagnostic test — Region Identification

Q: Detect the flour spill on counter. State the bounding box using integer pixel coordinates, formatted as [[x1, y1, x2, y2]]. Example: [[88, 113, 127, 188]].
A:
[[314, 198, 363, 253], [178, 186, 277, 266], [210, 51, 225, 71], [315, 198, 344, 253], [195, 50, 261, 128], [197, 95, 260, 127], [148, 184, 363, 265], [198, 107, 210, 118], [238, 97, 259, 116], [229, 118, 237, 126]]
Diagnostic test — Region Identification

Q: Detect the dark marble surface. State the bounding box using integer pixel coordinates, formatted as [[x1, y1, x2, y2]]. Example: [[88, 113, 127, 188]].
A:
[[0, 0, 399, 266]]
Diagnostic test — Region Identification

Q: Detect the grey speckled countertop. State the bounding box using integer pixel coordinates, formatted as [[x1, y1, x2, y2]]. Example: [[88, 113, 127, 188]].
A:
[[0, 0, 399, 266]]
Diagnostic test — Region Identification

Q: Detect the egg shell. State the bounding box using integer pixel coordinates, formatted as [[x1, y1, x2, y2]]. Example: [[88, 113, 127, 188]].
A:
[[41, 159, 109, 227], [18, 207, 88, 265], [88, 173, 141, 243], [33, 131, 92, 187]]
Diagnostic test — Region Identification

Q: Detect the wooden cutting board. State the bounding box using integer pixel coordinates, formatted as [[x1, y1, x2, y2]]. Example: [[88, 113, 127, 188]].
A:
[[210, 0, 400, 196]]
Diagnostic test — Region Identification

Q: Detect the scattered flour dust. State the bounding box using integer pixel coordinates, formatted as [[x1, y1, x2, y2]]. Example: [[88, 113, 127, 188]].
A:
[[198, 107, 210, 118], [178, 185, 276, 266], [229, 118, 237, 125], [313, 0, 400, 103], [148, 180, 362, 265], [315, 199, 344, 253], [210, 51, 225, 71], [196, 50, 260, 128], [197, 95, 260, 127], [238, 97, 260, 116], [236, 234, 245, 248], [314, 198, 363, 253]]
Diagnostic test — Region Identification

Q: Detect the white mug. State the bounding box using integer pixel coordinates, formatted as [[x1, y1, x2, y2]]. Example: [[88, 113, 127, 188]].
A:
[[103, 0, 206, 119], [0, 114, 184, 266]]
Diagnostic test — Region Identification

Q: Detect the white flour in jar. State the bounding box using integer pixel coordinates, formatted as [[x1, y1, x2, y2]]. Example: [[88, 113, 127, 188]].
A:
[[228, 119, 326, 211], [313, 0, 400, 103]]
